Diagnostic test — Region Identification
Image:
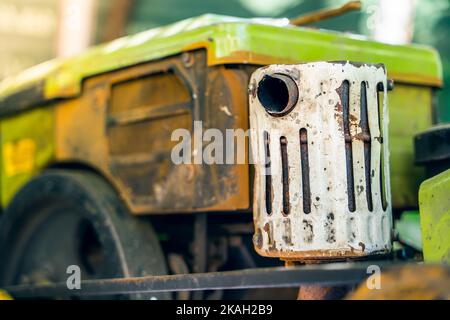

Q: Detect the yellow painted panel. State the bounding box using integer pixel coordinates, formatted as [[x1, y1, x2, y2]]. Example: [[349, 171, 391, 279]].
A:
[[388, 85, 432, 208], [0, 107, 55, 207], [3, 139, 36, 177]]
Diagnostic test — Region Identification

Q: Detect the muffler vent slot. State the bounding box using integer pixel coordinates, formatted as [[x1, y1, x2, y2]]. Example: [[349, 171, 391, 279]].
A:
[[360, 81, 373, 212], [299, 128, 311, 214], [280, 136, 290, 215], [339, 80, 356, 212], [264, 131, 272, 215]]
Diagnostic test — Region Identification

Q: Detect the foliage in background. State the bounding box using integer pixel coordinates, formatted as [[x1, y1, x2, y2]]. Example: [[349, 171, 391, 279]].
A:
[[125, 0, 449, 122]]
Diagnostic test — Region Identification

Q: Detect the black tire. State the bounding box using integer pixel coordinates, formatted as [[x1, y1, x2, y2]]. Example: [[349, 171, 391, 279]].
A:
[[0, 169, 169, 299]]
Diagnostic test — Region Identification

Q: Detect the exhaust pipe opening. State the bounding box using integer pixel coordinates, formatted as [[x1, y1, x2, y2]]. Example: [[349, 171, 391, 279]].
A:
[[257, 74, 298, 116]]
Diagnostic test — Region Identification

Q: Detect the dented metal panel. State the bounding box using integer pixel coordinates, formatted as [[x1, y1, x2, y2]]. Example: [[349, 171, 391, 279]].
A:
[[249, 62, 393, 261], [55, 50, 250, 214]]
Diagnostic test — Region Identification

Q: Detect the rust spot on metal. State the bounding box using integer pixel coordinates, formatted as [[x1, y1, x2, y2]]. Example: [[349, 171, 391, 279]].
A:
[[259, 247, 389, 261], [253, 228, 263, 249], [263, 222, 276, 250], [336, 80, 356, 212], [349, 114, 358, 123]]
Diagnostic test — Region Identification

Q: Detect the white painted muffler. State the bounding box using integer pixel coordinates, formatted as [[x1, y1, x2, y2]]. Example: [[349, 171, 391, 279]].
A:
[[249, 62, 392, 261]]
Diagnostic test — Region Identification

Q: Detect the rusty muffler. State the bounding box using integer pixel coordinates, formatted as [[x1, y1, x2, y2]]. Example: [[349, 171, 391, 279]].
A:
[[249, 62, 393, 262]]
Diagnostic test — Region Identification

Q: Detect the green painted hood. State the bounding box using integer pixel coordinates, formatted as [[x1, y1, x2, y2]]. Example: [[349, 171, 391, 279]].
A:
[[0, 14, 443, 104]]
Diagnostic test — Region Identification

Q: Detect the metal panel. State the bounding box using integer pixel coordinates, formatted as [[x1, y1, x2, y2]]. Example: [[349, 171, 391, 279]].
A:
[[4, 261, 402, 298], [250, 62, 392, 261], [419, 169, 450, 263], [55, 50, 250, 214]]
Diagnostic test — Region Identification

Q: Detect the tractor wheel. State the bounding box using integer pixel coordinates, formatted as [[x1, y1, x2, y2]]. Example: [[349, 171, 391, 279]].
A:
[[0, 169, 169, 299]]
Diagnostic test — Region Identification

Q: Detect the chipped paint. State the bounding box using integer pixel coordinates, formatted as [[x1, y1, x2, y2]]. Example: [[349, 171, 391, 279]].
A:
[[219, 105, 233, 117], [250, 62, 393, 261]]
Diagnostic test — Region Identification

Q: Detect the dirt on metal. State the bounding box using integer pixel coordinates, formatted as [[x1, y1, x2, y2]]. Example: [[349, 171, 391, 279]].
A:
[[250, 62, 392, 261]]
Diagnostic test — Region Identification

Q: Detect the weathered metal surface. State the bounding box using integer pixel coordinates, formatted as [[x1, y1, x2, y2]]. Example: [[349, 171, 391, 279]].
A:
[[0, 14, 441, 110], [55, 50, 250, 214], [419, 169, 450, 263], [389, 85, 433, 208], [250, 62, 392, 260], [4, 261, 400, 298], [0, 107, 54, 207]]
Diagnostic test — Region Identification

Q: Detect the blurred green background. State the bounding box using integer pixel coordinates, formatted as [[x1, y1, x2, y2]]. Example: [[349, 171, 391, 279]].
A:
[[125, 0, 450, 122], [0, 0, 448, 122]]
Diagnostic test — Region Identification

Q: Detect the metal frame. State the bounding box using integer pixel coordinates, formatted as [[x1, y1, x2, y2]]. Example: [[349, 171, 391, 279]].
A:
[[5, 261, 401, 299]]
